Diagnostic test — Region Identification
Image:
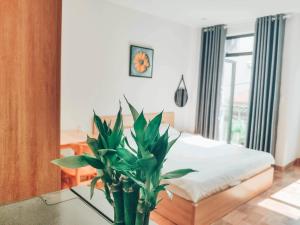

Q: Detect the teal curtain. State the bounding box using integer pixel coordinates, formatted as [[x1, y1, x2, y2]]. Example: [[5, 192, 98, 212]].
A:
[[196, 25, 226, 139], [246, 15, 286, 155]]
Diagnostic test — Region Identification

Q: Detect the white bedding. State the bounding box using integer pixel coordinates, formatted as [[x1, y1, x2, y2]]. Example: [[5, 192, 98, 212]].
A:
[[124, 127, 275, 203], [162, 132, 274, 203]]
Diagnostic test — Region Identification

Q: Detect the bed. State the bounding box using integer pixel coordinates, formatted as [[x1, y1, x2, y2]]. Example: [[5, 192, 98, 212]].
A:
[[93, 112, 275, 225]]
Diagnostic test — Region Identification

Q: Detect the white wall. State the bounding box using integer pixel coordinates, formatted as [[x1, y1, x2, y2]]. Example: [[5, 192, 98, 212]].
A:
[[61, 0, 200, 132], [62, 1, 300, 166], [226, 22, 255, 36], [275, 13, 300, 166]]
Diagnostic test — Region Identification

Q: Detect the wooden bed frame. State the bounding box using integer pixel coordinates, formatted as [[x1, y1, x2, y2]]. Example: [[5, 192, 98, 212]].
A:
[[155, 167, 274, 225], [92, 112, 274, 225], [92, 112, 175, 134]]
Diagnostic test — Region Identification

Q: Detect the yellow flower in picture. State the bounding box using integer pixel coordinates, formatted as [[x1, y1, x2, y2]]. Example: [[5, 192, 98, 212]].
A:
[[133, 51, 150, 73]]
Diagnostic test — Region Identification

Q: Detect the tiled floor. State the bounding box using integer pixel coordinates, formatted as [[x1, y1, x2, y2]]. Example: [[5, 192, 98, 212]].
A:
[[153, 166, 300, 225]]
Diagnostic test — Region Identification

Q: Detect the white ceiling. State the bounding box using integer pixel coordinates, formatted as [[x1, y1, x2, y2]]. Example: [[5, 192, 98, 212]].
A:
[[105, 0, 300, 27]]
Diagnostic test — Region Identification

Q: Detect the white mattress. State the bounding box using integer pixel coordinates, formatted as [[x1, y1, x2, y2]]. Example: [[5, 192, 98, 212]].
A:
[[162, 132, 275, 203]]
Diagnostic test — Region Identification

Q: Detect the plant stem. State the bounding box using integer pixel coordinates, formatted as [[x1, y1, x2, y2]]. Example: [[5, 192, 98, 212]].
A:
[[143, 211, 150, 225], [103, 182, 113, 205], [123, 178, 139, 225], [111, 182, 125, 225], [135, 199, 145, 225], [142, 176, 151, 225]]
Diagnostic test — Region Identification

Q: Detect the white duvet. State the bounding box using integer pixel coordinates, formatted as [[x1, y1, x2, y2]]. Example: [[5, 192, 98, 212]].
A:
[[162, 132, 275, 203], [124, 127, 275, 203]]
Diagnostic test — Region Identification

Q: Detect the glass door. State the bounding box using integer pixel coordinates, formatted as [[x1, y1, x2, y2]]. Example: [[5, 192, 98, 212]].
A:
[[219, 34, 254, 145], [218, 60, 236, 143], [227, 55, 252, 145]]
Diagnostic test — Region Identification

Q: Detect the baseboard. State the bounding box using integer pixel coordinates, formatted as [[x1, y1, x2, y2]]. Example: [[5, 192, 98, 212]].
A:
[[274, 158, 300, 171]]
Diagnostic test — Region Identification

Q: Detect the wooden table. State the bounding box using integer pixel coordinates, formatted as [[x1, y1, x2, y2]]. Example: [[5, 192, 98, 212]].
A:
[[71, 186, 157, 225], [60, 130, 96, 188], [0, 187, 157, 225], [0, 189, 111, 225]]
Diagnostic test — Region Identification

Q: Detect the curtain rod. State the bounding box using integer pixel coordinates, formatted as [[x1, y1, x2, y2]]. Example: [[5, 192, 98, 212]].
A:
[[283, 14, 291, 19], [203, 14, 291, 31]]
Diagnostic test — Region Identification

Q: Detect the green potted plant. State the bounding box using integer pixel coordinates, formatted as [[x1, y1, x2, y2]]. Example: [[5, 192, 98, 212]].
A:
[[52, 98, 196, 225]]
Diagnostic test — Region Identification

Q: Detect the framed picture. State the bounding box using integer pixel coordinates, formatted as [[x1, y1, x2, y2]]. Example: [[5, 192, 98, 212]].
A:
[[129, 45, 154, 78]]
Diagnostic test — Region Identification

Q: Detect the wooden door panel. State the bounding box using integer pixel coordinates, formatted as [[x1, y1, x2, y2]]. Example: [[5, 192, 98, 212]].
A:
[[0, 0, 61, 204]]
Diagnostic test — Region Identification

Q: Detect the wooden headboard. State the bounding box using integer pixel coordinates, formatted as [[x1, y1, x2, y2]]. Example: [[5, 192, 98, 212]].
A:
[[92, 112, 174, 136]]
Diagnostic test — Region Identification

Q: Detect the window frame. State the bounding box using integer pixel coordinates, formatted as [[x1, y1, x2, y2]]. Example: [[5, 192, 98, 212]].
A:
[[225, 33, 254, 58]]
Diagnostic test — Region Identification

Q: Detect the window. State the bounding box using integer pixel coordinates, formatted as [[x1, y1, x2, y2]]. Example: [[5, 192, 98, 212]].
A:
[[218, 34, 254, 145]]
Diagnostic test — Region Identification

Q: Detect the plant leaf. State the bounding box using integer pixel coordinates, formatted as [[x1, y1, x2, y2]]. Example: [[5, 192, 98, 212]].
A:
[[156, 198, 163, 206], [150, 128, 169, 166], [124, 136, 137, 153], [87, 135, 99, 157], [82, 155, 104, 169], [161, 169, 197, 180], [103, 120, 111, 134], [167, 132, 181, 153], [94, 112, 107, 139], [112, 106, 123, 134], [123, 172, 145, 188], [103, 182, 113, 205], [97, 148, 116, 157], [90, 176, 102, 199], [111, 160, 138, 171], [98, 133, 108, 149], [124, 96, 139, 121], [107, 130, 122, 149], [154, 184, 168, 194], [108, 106, 124, 148], [116, 147, 137, 165], [134, 111, 147, 142], [107, 151, 138, 172], [51, 156, 89, 168], [144, 112, 162, 145], [137, 153, 157, 175]]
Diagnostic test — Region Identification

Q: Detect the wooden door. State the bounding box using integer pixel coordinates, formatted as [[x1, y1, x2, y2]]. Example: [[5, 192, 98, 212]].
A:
[[0, 0, 61, 204]]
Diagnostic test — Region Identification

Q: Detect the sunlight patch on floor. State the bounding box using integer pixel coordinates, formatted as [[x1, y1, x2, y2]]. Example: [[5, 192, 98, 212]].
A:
[[258, 198, 300, 220], [271, 179, 300, 208], [258, 180, 300, 220]]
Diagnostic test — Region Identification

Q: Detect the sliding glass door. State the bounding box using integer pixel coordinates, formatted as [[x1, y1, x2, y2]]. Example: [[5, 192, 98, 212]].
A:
[[219, 60, 235, 143], [218, 34, 254, 145]]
